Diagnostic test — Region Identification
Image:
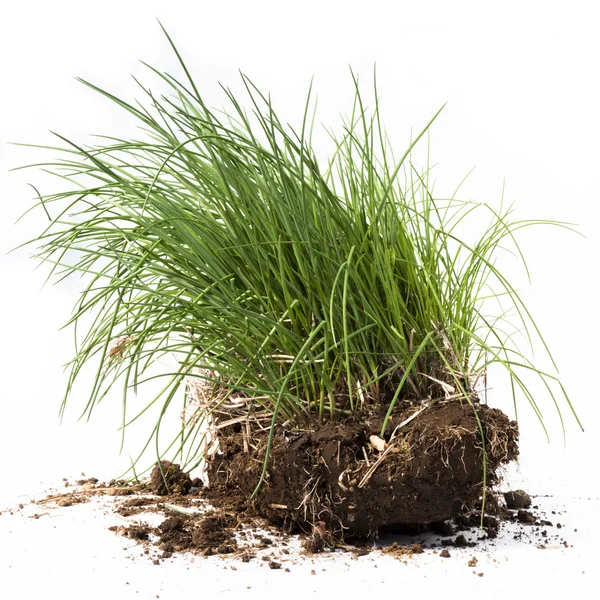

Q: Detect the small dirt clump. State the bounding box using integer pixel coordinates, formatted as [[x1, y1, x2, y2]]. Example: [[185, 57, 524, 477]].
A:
[[158, 516, 185, 533], [191, 513, 238, 555], [382, 543, 424, 559], [517, 510, 536, 524], [504, 490, 532, 509], [150, 461, 192, 495]]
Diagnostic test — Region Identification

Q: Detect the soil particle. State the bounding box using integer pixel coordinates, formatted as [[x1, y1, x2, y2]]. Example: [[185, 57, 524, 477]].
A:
[[454, 513, 500, 539], [57, 496, 75, 507], [190, 513, 238, 555], [441, 533, 475, 548], [116, 497, 155, 517], [504, 490, 531, 509], [105, 487, 133, 497], [112, 524, 152, 541], [77, 477, 99, 489]]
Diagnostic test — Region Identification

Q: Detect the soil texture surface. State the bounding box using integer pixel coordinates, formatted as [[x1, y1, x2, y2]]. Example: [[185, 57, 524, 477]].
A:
[[208, 401, 518, 538]]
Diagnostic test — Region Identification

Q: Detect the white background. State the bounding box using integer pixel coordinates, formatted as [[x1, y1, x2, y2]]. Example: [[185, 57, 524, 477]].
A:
[[1, 0, 599, 508], [2, 2, 600, 597]]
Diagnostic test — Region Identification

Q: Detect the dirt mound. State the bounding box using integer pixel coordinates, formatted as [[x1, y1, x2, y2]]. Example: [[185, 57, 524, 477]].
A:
[[207, 401, 518, 537], [149, 461, 192, 495]]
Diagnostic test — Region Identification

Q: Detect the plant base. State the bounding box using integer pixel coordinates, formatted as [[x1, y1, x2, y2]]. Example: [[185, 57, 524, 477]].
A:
[[206, 402, 519, 539]]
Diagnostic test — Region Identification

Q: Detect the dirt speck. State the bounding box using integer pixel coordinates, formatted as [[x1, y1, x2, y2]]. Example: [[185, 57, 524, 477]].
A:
[[158, 516, 184, 533]]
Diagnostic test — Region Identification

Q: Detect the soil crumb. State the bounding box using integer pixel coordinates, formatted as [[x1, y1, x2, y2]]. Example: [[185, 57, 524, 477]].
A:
[[382, 542, 424, 559]]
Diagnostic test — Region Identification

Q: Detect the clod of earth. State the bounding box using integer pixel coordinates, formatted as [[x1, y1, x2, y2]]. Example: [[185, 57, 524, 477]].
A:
[[207, 401, 518, 538], [504, 489, 532, 509], [150, 461, 192, 495], [517, 510, 537, 524]]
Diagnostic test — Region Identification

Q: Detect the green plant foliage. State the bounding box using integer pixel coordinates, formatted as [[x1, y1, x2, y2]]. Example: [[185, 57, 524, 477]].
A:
[[18, 29, 581, 481]]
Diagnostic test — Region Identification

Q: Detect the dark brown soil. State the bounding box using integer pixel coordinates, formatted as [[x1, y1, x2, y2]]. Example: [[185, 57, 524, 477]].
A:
[[23, 399, 576, 564], [22, 462, 573, 565], [149, 461, 192, 495], [504, 489, 532, 509], [207, 401, 518, 538], [147, 509, 240, 556]]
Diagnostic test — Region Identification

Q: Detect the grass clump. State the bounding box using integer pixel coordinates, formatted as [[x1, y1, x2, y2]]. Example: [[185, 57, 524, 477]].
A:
[[19, 30, 581, 483]]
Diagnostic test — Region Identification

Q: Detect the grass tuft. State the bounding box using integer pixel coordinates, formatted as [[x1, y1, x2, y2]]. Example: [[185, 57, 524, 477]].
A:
[[18, 33, 581, 485]]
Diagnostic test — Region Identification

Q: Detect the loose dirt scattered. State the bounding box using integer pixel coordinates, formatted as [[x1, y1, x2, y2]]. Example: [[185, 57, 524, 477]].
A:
[[10, 401, 575, 568], [11, 471, 574, 569], [382, 542, 424, 558]]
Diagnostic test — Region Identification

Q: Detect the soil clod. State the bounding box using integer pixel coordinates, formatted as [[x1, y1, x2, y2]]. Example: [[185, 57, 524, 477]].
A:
[[517, 509, 536, 524], [504, 490, 532, 509], [150, 461, 192, 496]]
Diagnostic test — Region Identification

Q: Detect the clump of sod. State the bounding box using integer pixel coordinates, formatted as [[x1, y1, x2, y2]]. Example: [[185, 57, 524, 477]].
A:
[[20, 31, 580, 512]]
